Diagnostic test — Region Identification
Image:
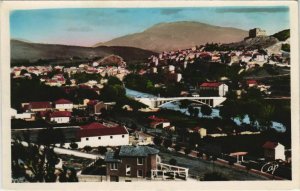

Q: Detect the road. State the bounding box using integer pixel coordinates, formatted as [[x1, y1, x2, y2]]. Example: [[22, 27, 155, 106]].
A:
[[158, 149, 269, 181]]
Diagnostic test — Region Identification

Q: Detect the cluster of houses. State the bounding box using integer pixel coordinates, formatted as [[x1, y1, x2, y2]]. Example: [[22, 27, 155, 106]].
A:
[[11, 63, 129, 87], [11, 98, 115, 123], [11, 65, 52, 78]]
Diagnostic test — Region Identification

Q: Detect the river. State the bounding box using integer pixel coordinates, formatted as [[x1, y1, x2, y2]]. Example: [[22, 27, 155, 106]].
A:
[[125, 88, 286, 132]]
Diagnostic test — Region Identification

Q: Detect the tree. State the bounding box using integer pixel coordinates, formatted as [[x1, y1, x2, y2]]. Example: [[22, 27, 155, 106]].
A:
[[193, 108, 200, 117], [169, 158, 177, 166], [174, 144, 181, 152], [201, 105, 212, 116], [163, 139, 172, 148], [153, 137, 162, 146], [184, 147, 192, 155], [259, 104, 275, 130], [70, 142, 78, 150], [98, 146, 107, 155], [83, 146, 92, 153], [188, 106, 194, 116], [11, 140, 60, 182]]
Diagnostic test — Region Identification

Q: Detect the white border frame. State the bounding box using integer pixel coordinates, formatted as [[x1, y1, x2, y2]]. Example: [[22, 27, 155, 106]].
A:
[[1, 1, 299, 190]]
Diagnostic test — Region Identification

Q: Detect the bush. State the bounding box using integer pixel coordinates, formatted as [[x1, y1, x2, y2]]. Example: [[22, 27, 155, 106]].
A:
[[184, 147, 192, 155], [70, 142, 78, 150], [83, 146, 92, 153], [153, 137, 162, 146], [163, 139, 172, 148], [97, 146, 107, 155], [201, 105, 212, 116], [169, 158, 177, 166], [174, 144, 181, 152]]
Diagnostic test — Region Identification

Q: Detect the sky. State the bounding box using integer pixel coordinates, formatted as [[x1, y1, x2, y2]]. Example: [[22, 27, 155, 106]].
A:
[[10, 6, 290, 47]]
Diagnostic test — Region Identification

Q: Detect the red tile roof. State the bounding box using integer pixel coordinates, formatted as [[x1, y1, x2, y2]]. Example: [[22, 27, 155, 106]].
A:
[[200, 82, 221, 87], [29, 102, 52, 109], [262, 141, 278, 149], [54, 99, 73, 105], [81, 122, 108, 129], [87, 100, 99, 106], [78, 122, 128, 137], [50, 111, 72, 118], [246, 80, 257, 85]]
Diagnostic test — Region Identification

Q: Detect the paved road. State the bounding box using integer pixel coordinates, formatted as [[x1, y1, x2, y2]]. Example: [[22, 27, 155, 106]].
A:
[[158, 149, 269, 181]]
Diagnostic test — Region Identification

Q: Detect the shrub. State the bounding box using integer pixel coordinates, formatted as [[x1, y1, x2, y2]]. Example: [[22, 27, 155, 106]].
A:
[[70, 142, 78, 150], [169, 158, 177, 166], [83, 146, 92, 152]]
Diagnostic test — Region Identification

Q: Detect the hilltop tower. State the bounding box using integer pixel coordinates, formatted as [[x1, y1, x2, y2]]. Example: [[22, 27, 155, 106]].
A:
[[249, 28, 267, 38]]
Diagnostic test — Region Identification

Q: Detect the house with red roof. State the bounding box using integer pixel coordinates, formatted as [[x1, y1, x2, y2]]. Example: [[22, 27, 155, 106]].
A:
[[49, 111, 72, 124], [23, 101, 53, 112], [246, 80, 258, 88], [262, 141, 285, 161], [54, 99, 73, 111], [199, 82, 228, 97], [75, 122, 129, 148], [148, 115, 171, 129]]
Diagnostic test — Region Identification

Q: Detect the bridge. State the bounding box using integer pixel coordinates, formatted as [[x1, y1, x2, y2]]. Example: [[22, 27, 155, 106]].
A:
[[134, 96, 227, 109]]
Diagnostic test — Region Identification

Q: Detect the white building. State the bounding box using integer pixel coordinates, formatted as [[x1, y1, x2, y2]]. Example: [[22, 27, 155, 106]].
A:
[[262, 141, 285, 161], [76, 122, 129, 148], [199, 82, 229, 97], [11, 108, 35, 121], [54, 99, 73, 111], [49, 111, 71, 124]]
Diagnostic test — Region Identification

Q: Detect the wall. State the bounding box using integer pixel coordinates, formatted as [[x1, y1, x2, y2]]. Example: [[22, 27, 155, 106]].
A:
[[77, 174, 107, 182], [218, 84, 229, 97], [77, 134, 129, 148], [55, 103, 73, 111], [275, 144, 285, 161], [50, 117, 70, 124]]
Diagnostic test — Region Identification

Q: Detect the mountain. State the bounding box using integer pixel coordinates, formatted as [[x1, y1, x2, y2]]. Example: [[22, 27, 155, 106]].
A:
[[11, 39, 155, 66], [94, 21, 248, 52]]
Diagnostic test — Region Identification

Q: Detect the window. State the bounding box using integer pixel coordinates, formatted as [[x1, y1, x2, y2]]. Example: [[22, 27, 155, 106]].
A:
[[110, 136, 113, 139], [110, 163, 118, 170], [137, 157, 143, 165], [86, 137, 89, 141], [126, 165, 131, 176], [98, 137, 101, 140], [137, 169, 143, 177], [122, 135, 125, 138]]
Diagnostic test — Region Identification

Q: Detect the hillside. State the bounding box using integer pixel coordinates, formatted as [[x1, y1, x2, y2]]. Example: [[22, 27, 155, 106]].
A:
[[95, 21, 248, 52], [11, 39, 155, 66], [272, 29, 290, 41], [225, 36, 279, 50]]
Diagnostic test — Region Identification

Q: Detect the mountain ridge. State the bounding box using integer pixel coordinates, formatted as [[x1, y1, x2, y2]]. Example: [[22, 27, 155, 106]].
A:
[[94, 21, 248, 52]]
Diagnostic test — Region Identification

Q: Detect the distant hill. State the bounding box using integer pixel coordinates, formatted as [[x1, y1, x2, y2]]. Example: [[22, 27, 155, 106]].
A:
[[94, 21, 248, 52], [11, 39, 155, 66], [272, 29, 290, 41]]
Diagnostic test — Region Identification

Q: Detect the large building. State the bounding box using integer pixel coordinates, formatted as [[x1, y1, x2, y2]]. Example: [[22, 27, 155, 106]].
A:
[[75, 122, 129, 148], [105, 145, 189, 182]]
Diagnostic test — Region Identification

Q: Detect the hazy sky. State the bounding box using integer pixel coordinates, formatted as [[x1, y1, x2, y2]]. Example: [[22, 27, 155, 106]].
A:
[[10, 6, 290, 47]]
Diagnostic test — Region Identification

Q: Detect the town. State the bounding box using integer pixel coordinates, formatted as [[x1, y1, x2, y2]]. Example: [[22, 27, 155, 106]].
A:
[[10, 28, 291, 182]]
